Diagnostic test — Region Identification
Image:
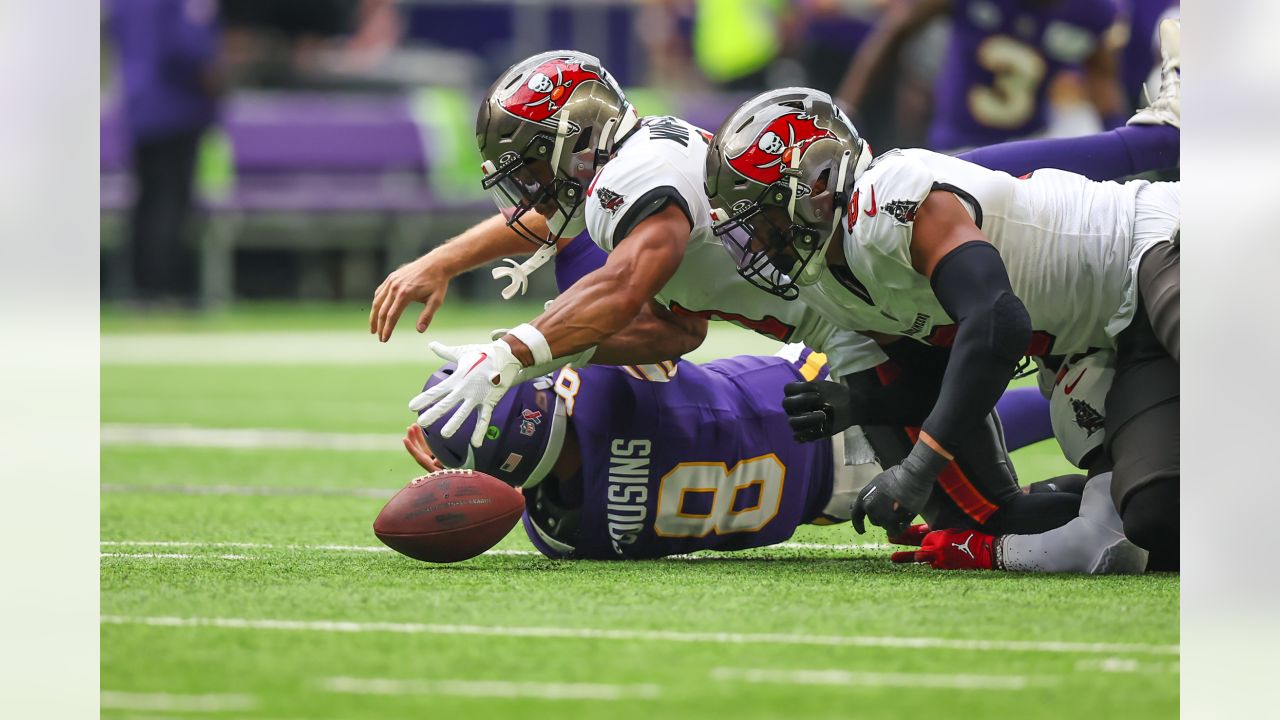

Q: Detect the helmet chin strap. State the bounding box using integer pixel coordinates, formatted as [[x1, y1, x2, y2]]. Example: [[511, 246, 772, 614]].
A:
[[796, 148, 853, 287], [494, 110, 576, 300], [492, 106, 638, 301], [492, 243, 559, 300]]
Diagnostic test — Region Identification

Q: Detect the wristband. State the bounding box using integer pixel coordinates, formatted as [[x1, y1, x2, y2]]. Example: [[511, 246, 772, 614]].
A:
[[507, 323, 553, 367]]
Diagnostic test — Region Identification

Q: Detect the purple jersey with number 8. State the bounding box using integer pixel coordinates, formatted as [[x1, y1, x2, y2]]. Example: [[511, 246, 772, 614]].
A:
[[523, 348, 835, 559]]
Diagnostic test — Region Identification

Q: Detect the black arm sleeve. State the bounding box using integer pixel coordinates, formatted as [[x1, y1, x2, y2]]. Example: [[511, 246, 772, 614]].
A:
[[922, 241, 1030, 450]]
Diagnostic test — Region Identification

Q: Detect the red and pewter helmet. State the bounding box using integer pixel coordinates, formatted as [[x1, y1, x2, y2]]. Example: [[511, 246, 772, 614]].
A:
[[705, 88, 871, 300], [416, 363, 569, 489], [476, 50, 639, 248]]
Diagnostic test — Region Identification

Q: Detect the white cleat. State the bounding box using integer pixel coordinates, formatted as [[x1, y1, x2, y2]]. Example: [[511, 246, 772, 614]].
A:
[[1129, 18, 1181, 128]]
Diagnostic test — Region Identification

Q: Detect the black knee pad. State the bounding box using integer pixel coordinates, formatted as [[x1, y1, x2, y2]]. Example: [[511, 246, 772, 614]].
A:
[[1120, 478, 1179, 556]]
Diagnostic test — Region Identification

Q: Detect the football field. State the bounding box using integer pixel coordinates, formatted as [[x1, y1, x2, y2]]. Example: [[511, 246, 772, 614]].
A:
[[101, 303, 1179, 719]]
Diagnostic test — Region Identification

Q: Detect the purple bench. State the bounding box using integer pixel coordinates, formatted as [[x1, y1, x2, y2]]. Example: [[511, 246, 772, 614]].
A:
[[102, 91, 492, 306]]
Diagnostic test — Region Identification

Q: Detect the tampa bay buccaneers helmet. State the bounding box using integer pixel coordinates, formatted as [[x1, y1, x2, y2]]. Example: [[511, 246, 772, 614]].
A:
[[705, 88, 871, 300], [476, 50, 639, 248]]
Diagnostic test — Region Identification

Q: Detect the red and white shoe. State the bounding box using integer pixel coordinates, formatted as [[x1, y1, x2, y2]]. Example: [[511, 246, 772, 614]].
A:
[[891, 528, 996, 570]]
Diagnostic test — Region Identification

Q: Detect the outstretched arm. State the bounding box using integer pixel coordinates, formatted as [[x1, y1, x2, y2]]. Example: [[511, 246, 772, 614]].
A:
[[590, 300, 708, 364], [370, 212, 562, 342], [502, 203, 693, 364]]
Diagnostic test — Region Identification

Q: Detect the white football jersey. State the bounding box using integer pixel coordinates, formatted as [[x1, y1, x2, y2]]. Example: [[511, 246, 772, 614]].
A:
[[583, 116, 886, 378], [799, 148, 1173, 356]]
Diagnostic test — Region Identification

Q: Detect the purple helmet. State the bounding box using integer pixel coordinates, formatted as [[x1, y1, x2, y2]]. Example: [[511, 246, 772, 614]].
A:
[[416, 363, 568, 489]]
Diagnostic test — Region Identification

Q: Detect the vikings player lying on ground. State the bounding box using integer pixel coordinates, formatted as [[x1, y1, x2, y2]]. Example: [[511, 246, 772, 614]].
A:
[[703, 22, 1180, 569], [374, 49, 1176, 554], [403, 347, 1145, 573]]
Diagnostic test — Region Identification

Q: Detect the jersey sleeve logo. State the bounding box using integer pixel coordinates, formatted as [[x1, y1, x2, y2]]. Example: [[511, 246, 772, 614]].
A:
[[881, 198, 919, 225], [596, 187, 626, 215], [500, 58, 607, 124], [726, 112, 835, 185]]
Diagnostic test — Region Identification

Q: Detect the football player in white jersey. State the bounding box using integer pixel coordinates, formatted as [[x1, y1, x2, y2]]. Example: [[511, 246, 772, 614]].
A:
[[372, 50, 1179, 560], [377, 50, 1089, 544], [703, 87, 1180, 569]]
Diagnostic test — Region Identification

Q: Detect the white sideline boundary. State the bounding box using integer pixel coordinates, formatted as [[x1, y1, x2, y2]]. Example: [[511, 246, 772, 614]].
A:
[[710, 667, 1038, 691], [101, 552, 250, 561], [99, 615, 1179, 656], [100, 691, 257, 712], [320, 677, 661, 701]]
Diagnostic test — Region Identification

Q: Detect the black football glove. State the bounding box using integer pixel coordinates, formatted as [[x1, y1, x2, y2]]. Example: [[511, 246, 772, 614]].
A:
[[850, 441, 949, 536], [782, 380, 857, 442]]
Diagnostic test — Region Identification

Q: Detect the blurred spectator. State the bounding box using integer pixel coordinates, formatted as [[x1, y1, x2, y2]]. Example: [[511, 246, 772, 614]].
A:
[[837, 0, 1128, 152], [692, 0, 788, 91], [107, 0, 222, 304]]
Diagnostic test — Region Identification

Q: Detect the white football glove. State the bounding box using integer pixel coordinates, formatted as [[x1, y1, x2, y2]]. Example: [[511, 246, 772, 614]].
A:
[[410, 339, 524, 447]]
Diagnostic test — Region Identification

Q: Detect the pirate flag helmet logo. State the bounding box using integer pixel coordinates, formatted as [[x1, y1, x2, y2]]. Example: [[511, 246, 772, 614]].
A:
[[498, 57, 610, 126], [726, 112, 837, 186]]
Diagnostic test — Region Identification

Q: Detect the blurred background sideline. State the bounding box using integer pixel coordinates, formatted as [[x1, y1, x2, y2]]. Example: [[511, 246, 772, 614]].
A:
[[100, 0, 1176, 319]]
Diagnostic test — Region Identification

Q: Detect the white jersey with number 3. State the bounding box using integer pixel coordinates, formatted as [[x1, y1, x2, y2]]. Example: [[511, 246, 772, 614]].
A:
[[800, 148, 1177, 356], [582, 116, 886, 377]]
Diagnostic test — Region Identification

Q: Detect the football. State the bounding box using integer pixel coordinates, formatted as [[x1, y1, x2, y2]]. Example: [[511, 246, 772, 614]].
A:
[[373, 469, 525, 563]]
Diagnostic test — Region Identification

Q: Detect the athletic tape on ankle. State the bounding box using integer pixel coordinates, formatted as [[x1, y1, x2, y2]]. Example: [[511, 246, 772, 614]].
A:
[[508, 323, 553, 366]]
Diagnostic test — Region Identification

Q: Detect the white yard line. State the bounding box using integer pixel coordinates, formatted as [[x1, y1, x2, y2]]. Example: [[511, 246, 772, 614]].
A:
[[100, 691, 257, 712], [101, 552, 250, 561], [1076, 658, 1180, 674], [101, 424, 396, 452], [320, 677, 661, 701], [710, 667, 1038, 691], [99, 615, 1179, 656]]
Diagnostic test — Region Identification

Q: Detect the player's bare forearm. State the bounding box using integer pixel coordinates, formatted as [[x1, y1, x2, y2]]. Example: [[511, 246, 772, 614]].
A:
[[370, 212, 559, 341], [428, 212, 557, 276], [591, 301, 708, 364], [503, 203, 692, 364]]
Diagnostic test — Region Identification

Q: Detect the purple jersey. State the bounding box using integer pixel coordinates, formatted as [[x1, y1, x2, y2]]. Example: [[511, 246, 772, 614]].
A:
[[523, 348, 835, 559], [930, 0, 1118, 150]]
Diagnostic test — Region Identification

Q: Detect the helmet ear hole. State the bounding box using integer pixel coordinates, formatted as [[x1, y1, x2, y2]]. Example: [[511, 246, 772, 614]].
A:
[[573, 130, 592, 153]]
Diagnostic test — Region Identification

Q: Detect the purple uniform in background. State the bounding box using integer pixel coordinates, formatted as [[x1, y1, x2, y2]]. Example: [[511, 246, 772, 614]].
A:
[[107, 0, 220, 140], [930, 0, 1118, 151], [524, 349, 836, 559], [1118, 0, 1178, 107]]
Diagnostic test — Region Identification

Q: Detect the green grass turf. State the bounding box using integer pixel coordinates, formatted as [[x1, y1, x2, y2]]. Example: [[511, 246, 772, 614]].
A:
[[101, 300, 553, 334], [101, 307, 1176, 719]]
